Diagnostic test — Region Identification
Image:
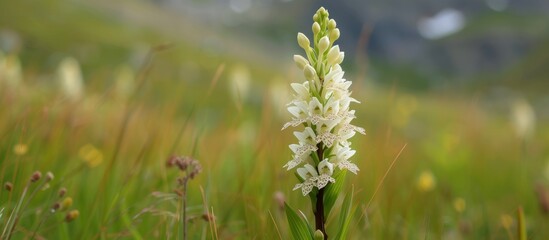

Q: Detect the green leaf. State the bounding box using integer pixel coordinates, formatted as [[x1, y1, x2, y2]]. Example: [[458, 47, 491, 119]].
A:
[[285, 202, 313, 240], [310, 151, 320, 165], [334, 186, 356, 240], [323, 170, 346, 219]]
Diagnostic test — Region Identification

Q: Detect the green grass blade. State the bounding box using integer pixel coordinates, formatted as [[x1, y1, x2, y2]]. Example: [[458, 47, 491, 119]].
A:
[[518, 206, 526, 240], [334, 186, 355, 240], [121, 198, 143, 240], [284, 202, 313, 240], [323, 170, 346, 219]]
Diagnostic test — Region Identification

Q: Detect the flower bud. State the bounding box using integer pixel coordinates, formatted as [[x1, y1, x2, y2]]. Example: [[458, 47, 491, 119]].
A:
[[313, 13, 319, 22], [314, 230, 325, 240], [318, 36, 330, 54], [297, 33, 310, 51], [328, 19, 337, 30], [303, 64, 317, 81], [329, 28, 340, 42], [312, 22, 321, 35], [65, 210, 79, 222], [31, 171, 42, 183], [318, 7, 327, 17], [327, 45, 340, 66], [293, 55, 309, 70]]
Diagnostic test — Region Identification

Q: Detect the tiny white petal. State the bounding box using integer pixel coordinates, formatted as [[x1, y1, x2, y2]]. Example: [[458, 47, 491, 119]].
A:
[[304, 164, 319, 177], [318, 159, 334, 175]]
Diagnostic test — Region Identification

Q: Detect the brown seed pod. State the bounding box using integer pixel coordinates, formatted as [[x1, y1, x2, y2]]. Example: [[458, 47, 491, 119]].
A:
[[4, 182, 13, 192], [31, 171, 42, 183]]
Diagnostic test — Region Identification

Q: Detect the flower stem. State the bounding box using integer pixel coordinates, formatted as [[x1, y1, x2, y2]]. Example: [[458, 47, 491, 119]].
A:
[[314, 144, 328, 239], [182, 176, 189, 240], [315, 188, 327, 240]]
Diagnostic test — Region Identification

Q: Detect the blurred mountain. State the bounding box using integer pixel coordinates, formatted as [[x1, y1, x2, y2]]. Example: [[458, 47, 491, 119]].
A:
[[1, 0, 548, 91], [151, 0, 549, 87]]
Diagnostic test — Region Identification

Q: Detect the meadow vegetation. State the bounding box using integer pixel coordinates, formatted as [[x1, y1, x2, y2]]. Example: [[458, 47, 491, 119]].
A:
[[1, 0, 549, 239]]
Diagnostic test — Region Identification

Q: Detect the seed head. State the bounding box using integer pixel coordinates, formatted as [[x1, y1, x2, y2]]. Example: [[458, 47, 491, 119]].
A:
[[202, 212, 215, 222], [176, 158, 189, 171], [58, 187, 67, 198], [45, 172, 54, 182], [31, 171, 42, 183], [60, 197, 73, 211], [4, 182, 13, 192], [65, 210, 79, 222], [52, 202, 61, 211], [166, 155, 178, 167]]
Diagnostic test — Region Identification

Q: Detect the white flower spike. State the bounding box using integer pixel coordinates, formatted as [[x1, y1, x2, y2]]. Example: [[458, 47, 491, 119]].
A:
[[283, 7, 364, 196]]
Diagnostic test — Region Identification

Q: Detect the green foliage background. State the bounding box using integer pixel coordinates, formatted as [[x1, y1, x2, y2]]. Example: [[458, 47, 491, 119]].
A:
[[1, 0, 549, 239]]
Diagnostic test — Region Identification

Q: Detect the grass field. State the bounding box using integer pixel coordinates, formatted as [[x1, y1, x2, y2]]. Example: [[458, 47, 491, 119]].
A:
[[1, 0, 549, 239]]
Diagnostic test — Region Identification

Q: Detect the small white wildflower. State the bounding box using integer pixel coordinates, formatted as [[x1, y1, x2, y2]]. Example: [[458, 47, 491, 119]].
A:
[[229, 64, 251, 103], [510, 98, 536, 140], [294, 164, 319, 195], [316, 159, 335, 189], [293, 162, 335, 196], [0, 53, 22, 89], [294, 127, 317, 146], [57, 57, 84, 101]]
